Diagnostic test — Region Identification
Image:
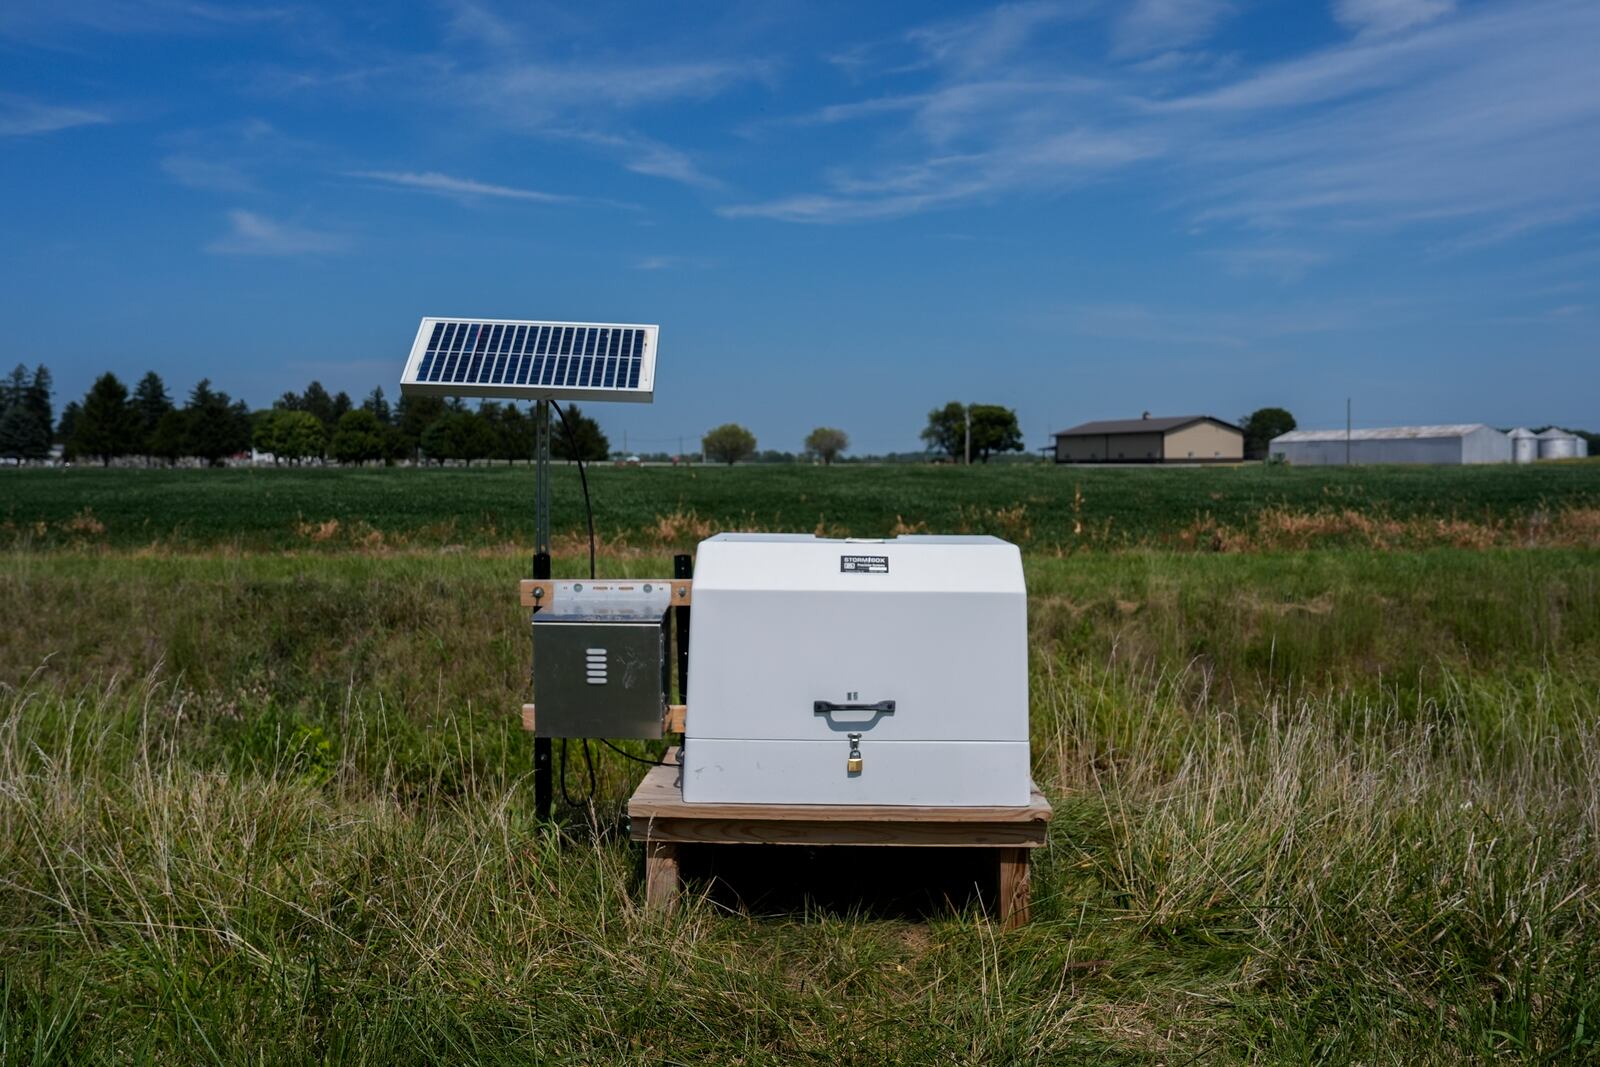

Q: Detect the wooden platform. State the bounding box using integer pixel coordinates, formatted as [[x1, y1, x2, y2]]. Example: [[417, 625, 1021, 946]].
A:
[[627, 751, 1052, 928]]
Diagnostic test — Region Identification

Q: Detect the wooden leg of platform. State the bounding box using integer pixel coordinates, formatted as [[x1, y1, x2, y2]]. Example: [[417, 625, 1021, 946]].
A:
[[997, 848, 1031, 930], [644, 841, 680, 915]]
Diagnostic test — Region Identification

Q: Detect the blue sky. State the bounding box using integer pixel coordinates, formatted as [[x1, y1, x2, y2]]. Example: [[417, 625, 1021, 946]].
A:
[[2, 0, 1596, 454]]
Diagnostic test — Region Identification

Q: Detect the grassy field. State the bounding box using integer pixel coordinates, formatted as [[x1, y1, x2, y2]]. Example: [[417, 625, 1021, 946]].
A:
[[3, 464, 1600, 1062], [4, 459, 1600, 551]]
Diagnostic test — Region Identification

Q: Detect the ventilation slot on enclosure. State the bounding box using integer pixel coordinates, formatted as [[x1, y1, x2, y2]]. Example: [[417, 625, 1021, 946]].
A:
[[584, 648, 608, 686]]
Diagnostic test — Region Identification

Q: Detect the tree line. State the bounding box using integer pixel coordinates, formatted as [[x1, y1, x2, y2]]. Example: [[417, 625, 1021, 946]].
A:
[[4, 364, 1051, 469], [0, 366, 612, 467], [697, 404, 1026, 466]]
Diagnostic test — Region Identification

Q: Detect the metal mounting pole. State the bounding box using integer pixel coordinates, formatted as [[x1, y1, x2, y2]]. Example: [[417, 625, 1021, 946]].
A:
[[533, 399, 553, 821]]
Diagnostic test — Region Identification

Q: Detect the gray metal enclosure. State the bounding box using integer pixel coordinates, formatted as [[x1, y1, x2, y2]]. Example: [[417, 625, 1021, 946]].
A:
[[1269, 424, 1512, 466]]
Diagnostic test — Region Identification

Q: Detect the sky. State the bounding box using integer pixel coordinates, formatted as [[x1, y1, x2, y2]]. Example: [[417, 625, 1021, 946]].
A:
[[1, 0, 1596, 455]]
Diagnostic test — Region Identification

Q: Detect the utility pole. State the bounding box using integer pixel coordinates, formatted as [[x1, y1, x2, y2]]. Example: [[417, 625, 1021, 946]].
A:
[[964, 405, 972, 466], [1346, 398, 1352, 466]]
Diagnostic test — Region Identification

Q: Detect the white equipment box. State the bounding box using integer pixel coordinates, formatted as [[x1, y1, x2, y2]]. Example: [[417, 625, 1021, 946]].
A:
[[682, 533, 1030, 806]]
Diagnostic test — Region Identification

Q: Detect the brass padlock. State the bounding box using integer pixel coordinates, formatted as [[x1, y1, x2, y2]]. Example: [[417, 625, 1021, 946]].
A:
[[847, 732, 863, 773]]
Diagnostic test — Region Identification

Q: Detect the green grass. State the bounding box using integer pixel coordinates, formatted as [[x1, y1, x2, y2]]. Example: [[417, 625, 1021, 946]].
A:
[[4, 545, 1600, 1062], [5, 460, 1600, 551]]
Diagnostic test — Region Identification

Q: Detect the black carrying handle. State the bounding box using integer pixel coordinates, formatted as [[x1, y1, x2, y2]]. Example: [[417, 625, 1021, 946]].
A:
[[814, 700, 896, 716]]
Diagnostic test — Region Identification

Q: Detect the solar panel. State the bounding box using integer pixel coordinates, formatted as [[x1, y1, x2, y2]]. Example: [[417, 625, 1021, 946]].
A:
[[399, 317, 658, 403]]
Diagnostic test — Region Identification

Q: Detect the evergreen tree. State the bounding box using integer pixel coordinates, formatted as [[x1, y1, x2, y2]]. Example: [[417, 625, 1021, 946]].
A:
[[131, 372, 174, 455], [73, 373, 137, 465], [56, 401, 81, 449], [0, 364, 52, 460], [2, 365, 26, 411], [331, 390, 352, 425], [493, 403, 533, 463], [184, 379, 251, 466], [396, 393, 448, 461], [362, 386, 392, 425], [552, 405, 611, 462], [302, 381, 335, 431], [148, 409, 188, 465], [0, 402, 49, 461], [24, 365, 52, 444]]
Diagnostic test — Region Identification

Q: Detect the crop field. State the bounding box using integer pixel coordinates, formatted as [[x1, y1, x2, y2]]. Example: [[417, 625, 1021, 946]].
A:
[[5, 459, 1600, 553], [3, 462, 1600, 1063]]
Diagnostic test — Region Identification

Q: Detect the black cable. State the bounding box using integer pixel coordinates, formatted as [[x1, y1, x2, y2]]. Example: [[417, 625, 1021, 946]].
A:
[[558, 738, 598, 806], [549, 399, 597, 581], [598, 737, 676, 767]]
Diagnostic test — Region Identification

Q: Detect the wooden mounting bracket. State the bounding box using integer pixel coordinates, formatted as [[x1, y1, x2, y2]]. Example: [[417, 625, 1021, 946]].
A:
[[519, 578, 692, 609], [519, 703, 686, 734]]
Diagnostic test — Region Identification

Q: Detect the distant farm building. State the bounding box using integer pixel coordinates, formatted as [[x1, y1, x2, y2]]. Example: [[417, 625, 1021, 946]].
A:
[[1052, 415, 1243, 464], [1269, 424, 1511, 466]]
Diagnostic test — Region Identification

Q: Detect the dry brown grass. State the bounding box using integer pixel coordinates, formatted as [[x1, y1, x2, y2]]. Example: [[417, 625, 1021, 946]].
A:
[[1173, 505, 1600, 553]]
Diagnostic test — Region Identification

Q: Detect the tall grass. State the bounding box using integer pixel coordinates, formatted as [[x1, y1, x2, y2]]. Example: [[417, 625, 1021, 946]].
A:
[[2, 547, 1599, 1060], [3, 665, 1596, 1061]]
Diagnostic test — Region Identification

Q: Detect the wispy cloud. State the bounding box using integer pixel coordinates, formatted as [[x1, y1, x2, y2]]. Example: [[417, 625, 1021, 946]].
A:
[[722, 0, 1600, 248], [554, 130, 725, 190], [905, 1, 1080, 76], [0, 1, 293, 42], [1111, 0, 1234, 58], [157, 119, 314, 195], [245, 5, 763, 192], [1205, 246, 1330, 282], [206, 210, 347, 255], [161, 155, 255, 192], [345, 170, 575, 204], [633, 254, 712, 271], [0, 94, 109, 136], [1334, 0, 1454, 37]]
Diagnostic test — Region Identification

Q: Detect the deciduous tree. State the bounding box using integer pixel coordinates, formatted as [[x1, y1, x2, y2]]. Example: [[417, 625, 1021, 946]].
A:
[[330, 409, 385, 465], [1240, 407, 1296, 460], [804, 427, 849, 466], [921, 403, 1023, 463], [703, 423, 757, 465], [421, 410, 496, 466]]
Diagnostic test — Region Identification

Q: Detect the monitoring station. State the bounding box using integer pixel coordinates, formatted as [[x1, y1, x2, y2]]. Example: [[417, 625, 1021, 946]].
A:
[[399, 315, 1050, 926]]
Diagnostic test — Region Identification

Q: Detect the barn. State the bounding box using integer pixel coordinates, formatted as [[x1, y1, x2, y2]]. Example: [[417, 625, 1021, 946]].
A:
[[1269, 424, 1512, 466], [1052, 414, 1243, 464]]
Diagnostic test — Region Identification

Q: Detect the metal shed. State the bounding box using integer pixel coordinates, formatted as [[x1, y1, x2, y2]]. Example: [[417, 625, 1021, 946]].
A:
[[1268, 424, 1512, 466]]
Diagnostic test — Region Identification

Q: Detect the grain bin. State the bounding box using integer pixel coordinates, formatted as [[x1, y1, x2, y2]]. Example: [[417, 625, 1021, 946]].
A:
[[1509, 428, 1538, 464], [1537, 428, 1578, 460]]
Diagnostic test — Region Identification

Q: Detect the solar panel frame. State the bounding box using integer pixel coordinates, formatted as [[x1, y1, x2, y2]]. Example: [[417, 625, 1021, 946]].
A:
[[399, 317, 658, 403]]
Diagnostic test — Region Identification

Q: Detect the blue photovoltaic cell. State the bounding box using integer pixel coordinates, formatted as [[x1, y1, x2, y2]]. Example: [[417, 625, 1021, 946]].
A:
[[417, 321, 446, 380], [414, 320, 647, 391], [578, 328, 597, 387], [602, 329, 619, 387]]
